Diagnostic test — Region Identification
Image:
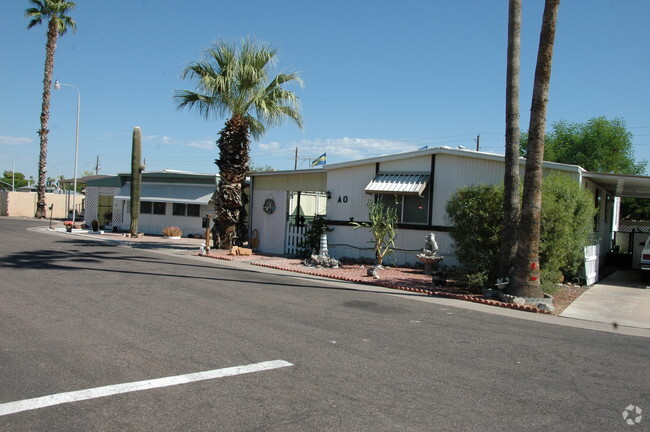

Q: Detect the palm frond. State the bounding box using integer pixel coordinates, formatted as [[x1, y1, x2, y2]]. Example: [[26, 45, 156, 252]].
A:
[[175, 36, 303, 138], [26, 0, 76, 34]]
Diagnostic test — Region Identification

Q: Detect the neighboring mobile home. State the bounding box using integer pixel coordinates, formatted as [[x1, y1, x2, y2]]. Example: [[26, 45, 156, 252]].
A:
[[85, 170, 219, 237]]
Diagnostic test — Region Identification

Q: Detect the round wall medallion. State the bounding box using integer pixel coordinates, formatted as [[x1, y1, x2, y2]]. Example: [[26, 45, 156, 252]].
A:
[[263, 198, 276, 214]]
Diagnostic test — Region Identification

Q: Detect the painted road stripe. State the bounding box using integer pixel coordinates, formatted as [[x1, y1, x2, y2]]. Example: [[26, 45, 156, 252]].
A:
[[0, 360, 293, 417]]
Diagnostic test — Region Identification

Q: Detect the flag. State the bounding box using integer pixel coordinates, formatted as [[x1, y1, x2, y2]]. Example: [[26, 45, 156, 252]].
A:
[[311, 153, 326, 167]]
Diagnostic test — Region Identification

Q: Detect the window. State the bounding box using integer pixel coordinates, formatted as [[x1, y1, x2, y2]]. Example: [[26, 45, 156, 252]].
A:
[[379, 188, 429, 224], [140, 201, 166, 215], [173, 203, 201, 217]]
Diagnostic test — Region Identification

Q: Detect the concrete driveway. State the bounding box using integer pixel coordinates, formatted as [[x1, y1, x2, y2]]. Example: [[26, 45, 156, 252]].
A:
[[560, 269, 650, 329]]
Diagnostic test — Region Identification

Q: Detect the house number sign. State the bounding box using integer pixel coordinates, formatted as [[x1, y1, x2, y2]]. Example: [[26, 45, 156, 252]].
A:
[[337, 196, 349, 203]]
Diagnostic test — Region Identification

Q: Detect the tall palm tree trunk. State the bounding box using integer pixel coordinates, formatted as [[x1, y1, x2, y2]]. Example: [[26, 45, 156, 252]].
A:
[[35, 18, 59, 219], [215, 114, 250, 249], [509, 0, 560, 297], [500, 0, 522, 279]]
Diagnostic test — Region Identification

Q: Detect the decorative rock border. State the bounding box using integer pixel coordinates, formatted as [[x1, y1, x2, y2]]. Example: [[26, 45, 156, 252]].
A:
[[247, 261, 553, 315]]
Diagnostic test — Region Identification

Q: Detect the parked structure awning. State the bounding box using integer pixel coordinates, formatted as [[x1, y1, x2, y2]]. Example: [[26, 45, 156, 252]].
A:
[[114, 184, 215, 205], [582, 172, 650, 199], [364, 173, 430, 195]]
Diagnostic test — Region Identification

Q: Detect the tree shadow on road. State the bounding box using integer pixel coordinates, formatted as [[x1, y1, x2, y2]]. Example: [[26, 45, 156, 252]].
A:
[[0, 237, 428, 299]]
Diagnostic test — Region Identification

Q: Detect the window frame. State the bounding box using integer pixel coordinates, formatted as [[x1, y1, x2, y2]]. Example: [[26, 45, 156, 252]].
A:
[[377, 186, 430, 225], [172, 202, 201, 217]]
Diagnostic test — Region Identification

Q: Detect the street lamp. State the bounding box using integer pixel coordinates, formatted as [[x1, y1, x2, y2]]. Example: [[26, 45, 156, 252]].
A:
[[54, 79, 80, 223]]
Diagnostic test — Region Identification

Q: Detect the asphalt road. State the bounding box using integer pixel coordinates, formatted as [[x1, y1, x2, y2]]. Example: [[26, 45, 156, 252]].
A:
[[0, 218, 648, 431]]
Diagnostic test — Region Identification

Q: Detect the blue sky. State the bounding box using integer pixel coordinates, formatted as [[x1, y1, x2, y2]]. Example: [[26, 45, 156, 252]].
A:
[[1, 0, 649, 180]]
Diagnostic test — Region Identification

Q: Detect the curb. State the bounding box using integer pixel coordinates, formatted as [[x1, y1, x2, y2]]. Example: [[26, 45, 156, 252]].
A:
[[246, 261, 552, 315]]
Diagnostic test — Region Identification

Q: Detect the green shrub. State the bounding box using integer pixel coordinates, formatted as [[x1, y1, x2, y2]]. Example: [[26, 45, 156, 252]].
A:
[[445, 175, 596, 285], [445, 184, 504, 282], [540, 174, 596, 284]]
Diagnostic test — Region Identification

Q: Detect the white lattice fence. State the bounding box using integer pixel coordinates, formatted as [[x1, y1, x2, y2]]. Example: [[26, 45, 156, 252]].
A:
[[285, 223, 307, 255]]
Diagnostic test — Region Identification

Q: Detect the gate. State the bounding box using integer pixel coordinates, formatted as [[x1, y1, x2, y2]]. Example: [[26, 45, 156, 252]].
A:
[[584, 244, 599, 285], [285, 223, 307, 255]]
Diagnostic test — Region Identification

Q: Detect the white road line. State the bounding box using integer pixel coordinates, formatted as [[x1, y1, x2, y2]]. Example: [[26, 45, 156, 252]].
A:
[[0, 359, 293, 417]]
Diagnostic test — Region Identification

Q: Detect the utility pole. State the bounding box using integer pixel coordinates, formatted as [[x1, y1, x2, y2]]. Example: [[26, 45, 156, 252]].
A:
[[294, 147, 298, 170], [94, 155, 101, 175], [475, 134, 480, 151], [12, 160, 15, 191]]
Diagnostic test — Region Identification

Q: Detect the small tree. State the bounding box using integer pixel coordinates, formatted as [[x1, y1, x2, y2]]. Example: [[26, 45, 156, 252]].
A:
[[352, 199, 398, 266]]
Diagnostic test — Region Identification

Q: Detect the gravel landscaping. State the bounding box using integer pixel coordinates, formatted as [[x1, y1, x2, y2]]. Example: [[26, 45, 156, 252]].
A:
[[203, 250, 589, 315]]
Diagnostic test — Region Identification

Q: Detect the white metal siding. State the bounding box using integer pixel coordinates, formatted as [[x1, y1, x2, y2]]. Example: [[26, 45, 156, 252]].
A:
[[380, 156, 431, 172], [253, 172, 326, 192], [327, 225, 458, 266], [327, 164, 376, 222], [432, 154, 506, 225], [115, 201, 211, 236]]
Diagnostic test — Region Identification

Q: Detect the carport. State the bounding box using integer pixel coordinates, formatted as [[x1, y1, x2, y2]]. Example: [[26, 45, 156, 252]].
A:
[[582, 171, 650, 270]]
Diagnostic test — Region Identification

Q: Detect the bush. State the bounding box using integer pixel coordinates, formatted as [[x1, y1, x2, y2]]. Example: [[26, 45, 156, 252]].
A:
[[162, 226, 183, 237], [445, 175, 596, 285], [445, 184, 504, 282], [539, 174, 596, 283]]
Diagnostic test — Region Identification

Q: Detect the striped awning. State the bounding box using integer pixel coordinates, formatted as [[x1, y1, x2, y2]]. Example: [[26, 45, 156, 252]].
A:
[[364, 173, 430, 195]]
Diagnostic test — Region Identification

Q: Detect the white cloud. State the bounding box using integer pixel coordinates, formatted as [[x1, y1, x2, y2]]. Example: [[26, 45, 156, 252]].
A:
[[0, 136, 33, 145], [259, 141, 282, 152], [184, 139, 214, 150], [257, 137, 421, 161]]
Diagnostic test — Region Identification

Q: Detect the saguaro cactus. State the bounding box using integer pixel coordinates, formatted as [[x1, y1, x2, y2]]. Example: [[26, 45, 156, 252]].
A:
[[129, 126, 143, 235]]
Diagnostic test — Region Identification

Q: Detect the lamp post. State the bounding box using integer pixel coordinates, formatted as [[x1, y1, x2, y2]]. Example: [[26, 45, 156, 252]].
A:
[[54, 80, 80, 223]]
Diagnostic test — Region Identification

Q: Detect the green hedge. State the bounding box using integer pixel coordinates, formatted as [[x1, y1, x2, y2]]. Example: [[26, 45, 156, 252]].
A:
[[445, 174, 596, 285]]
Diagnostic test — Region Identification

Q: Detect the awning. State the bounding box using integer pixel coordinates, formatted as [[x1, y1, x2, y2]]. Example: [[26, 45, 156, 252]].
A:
[[582, 172, 650, 199], [365, 173, 430, 195], [114, 184, 216, 205]]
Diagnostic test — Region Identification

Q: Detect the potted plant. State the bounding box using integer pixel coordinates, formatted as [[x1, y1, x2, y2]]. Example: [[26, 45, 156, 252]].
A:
[[162, 226, 183, 239]]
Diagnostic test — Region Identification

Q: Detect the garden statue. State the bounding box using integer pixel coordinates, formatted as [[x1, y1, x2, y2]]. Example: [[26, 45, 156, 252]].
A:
[[416, 232, 444, 276]]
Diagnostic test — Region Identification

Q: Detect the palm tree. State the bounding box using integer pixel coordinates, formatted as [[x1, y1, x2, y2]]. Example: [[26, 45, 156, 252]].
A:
[[500, 0, 522, 280], [26, 0, 76, 218], [508, 0, 561, 298], [175, 38, 303, 249]]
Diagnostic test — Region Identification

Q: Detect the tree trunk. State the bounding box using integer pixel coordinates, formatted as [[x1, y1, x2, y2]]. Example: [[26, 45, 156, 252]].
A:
[[508, 0, 560, 298], [215, 115, 250, 249], [500, 0, 522, 280], [36, 18, 59, 219]]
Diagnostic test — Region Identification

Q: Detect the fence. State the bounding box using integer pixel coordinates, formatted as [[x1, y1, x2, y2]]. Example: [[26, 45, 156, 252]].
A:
[[612, 225, 650, 254], [285, 222, 307, 255]]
